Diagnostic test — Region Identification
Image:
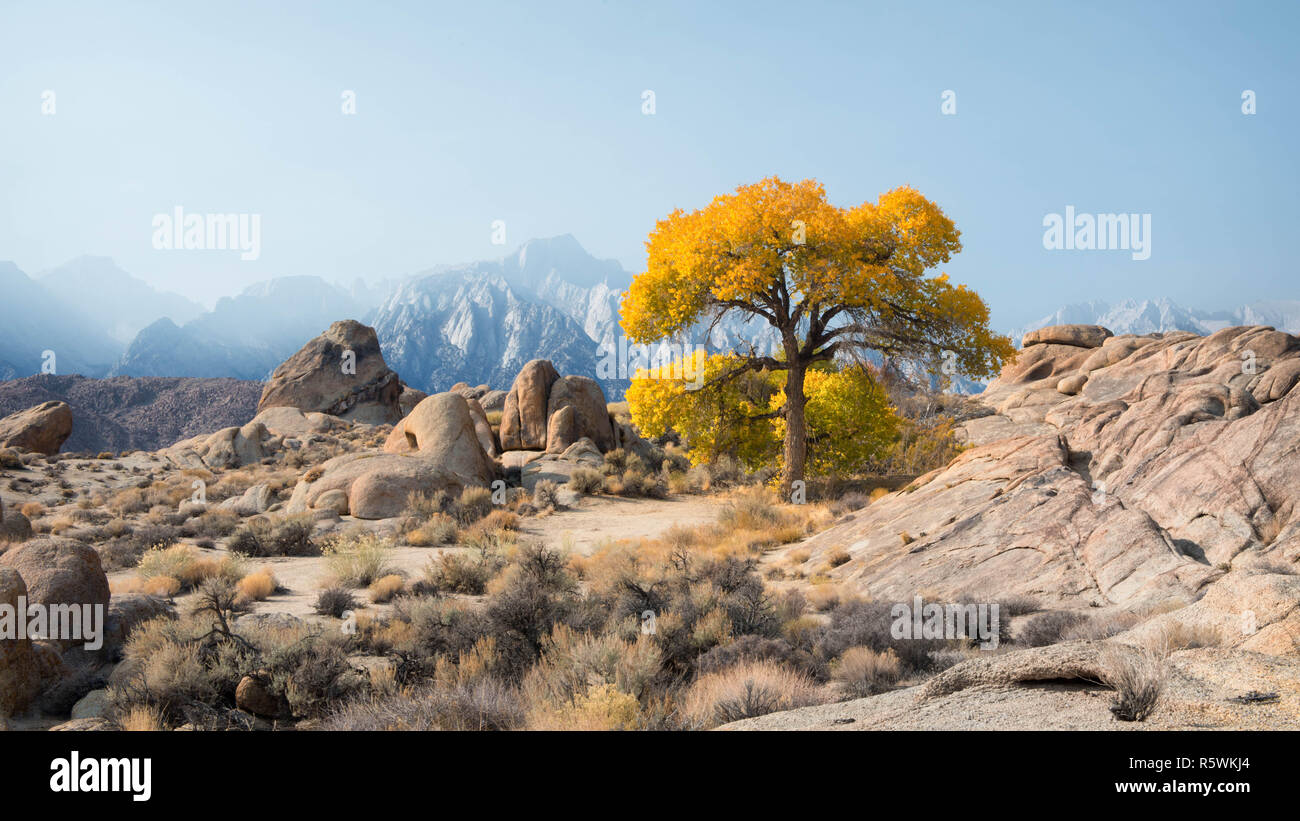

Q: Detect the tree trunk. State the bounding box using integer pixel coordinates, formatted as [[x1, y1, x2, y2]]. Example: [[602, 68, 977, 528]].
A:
[[781, 354, 807, 499]]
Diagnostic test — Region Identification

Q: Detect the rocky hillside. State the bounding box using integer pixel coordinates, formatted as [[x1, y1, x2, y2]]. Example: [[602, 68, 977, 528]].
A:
[[371, 268, 608, 396], [802, 324, 1300, 607], [0, 375, 262, 453], [744, 323, 1300, 729]]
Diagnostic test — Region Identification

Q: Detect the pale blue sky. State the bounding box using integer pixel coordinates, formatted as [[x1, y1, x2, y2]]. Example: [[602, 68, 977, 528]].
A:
[[1, 0, 1296, 331]]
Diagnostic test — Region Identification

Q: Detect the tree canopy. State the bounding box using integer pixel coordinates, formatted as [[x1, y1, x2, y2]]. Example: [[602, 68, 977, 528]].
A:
[[620, 176, 1013, 491]]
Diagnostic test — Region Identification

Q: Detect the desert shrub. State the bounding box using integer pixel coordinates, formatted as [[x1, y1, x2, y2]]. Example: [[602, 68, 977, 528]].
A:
[[136, 545, 244, 592], [19, 501, 44, 518], [0, 448, 22, 469], [831, 646, 902, 698], [532, 480, 561, 510], [1000, 595, 1040, 617], [322, 680, 523, 731], [521, 626, 663, 730], [322, 531, 394, 587], [181, 508, 240, 539], [602, 449, 628, 474], [1101, 645, 1164, 722], [682, 660, 822, 728], [696, 635, 821, 679], [425, 549, 504, 595], [816, 598, 951, 674], [1061, 611, 1144, 642], [236, 568, 278, 603], [1017, 610, 1087, 647], [227, 514, 318, 557], [485, 543, 579, 679], [315, 587, 357, 618], [119, 705, 165, 731], [406, 513, 459, 546], [455, 486, 494, 524], [828, 491, 871, 517], [369, 574, 406, 603], [826, 549, 851, 568], [567, 468, 604, 495]]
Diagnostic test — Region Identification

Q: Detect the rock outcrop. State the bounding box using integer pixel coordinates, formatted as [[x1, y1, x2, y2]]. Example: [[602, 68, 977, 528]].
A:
[[0, 401, 73, 455], [499, 360, 614, 453], [257, 320, 402, 425], [0, 569, 41, 716], [500, 360, 560, 450], [801, 324, 1300, 611], [0, 539, 111, 650], [384, 392, 499, 475]]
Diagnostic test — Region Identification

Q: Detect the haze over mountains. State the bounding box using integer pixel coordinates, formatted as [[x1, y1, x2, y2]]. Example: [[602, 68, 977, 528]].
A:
[[2, 239, 1297, 398]]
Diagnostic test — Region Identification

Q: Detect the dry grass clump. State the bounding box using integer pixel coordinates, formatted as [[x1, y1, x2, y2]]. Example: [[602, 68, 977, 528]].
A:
[[136, 544, 246, 593], [831, 646, 902, 697], [119, 704, 165, 731], [1100, 644, 1165, 722], [405, 513, 459, 546], [532, 480, 562, 510], [682, 659, 823, 728], [369, 574, 406, 604], [322, 530, 395, 588], [567, 468, 604, 495], [19, 501, 44, 518], [423, 547, 505, 595], [236, 568, 279, 603]]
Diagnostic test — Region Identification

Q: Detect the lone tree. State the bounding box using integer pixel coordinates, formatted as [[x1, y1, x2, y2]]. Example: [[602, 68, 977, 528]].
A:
[[620, 176, 1013, 494]]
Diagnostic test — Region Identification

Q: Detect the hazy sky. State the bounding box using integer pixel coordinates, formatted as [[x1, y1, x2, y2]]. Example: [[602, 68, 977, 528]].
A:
[[1, 0, 1297, 331]]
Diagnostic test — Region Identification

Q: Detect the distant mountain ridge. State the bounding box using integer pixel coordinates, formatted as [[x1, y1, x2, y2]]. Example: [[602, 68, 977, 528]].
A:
[[1013, 298, 1300, 344]]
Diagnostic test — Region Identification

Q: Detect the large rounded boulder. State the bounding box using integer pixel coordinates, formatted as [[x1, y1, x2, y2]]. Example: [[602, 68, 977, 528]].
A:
[[0, 401, 73, 455], [0, 540, 111, 648], [258, 320, 402, 425], [0, 569, 41, 716], [500, 360, 560, 450]]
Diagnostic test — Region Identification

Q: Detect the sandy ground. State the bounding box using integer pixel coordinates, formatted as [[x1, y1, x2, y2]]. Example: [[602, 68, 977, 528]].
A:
[[104, 493, 728, 624]]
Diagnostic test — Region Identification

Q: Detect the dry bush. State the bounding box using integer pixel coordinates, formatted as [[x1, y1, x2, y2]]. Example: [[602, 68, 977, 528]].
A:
[[236, 568, 278, 603], [119, 704, 164, 731], [424, 549, 503, 595], [406, 513, 458, 546], [456, 486, 494, 524], [369, 574, 405, 604], [19, 501, 44, 518], [136, 545, 244, 592], [315, 587, 357, 618], [831, 646, 902, 698], [321, 680, 524, 731], [322, 530, 394, 588], [1017, 610, 1087, 647], [806, 584, 842, 613], [227, 514, 317, 557], [567, 468, 604, 495], [532, 480, 561, 510], [682, 660, 822, 728], [826, 549, 851, 568], [1101, 644, 1165, 722]]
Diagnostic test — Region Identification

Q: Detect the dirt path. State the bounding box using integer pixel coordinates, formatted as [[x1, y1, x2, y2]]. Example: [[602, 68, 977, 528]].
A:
[[519, 494, 722, 555]]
